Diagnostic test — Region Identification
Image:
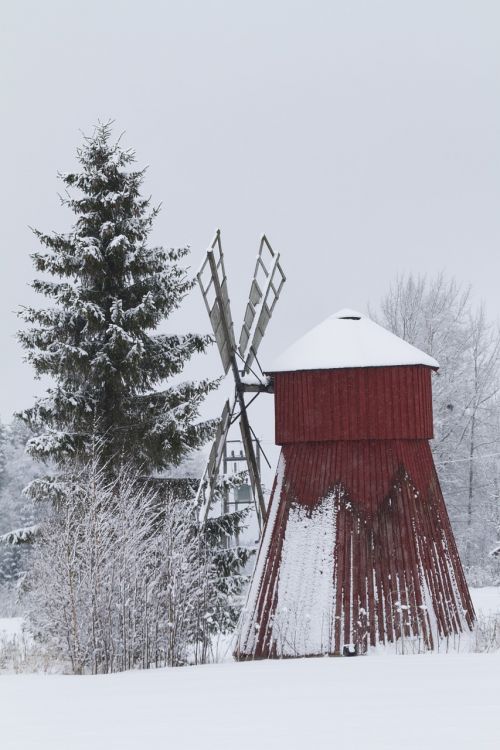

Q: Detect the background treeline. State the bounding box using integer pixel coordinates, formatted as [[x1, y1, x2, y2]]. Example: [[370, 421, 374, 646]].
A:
[[377, 274, 500, 585]]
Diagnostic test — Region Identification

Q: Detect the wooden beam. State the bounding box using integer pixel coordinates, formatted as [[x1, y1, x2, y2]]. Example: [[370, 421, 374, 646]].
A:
[[207, 250, 267, 525], [238, 381, 274, 394]]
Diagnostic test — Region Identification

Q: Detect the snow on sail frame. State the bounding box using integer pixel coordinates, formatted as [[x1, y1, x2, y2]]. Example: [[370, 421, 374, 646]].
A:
[[196, 230, 285, 526]]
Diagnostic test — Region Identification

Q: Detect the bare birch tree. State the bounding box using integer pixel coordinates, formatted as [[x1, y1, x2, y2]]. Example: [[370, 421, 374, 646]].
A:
[[375, 274, 500, 584], [25, 452, 227, 673]]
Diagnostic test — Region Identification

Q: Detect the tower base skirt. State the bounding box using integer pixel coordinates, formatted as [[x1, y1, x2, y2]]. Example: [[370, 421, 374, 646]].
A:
[[236, 440, 474, 659]]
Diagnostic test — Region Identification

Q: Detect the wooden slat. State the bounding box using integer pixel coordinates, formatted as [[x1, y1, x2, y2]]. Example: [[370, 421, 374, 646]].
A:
[[236, 438, 475, 659]]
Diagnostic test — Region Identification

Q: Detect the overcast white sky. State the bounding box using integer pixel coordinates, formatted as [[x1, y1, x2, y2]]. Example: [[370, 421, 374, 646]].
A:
[[1, 1, 500, 468]]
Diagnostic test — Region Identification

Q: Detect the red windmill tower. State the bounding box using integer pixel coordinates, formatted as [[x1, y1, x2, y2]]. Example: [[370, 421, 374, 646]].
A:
[[236, 308, 475, 657]]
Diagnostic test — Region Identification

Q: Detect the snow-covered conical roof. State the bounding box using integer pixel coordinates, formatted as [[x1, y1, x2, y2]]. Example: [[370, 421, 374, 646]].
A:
[[267, 308, 439, 373]]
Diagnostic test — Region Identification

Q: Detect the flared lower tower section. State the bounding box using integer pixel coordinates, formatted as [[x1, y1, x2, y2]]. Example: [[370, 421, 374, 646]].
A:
[[236, 441, 474, 659]]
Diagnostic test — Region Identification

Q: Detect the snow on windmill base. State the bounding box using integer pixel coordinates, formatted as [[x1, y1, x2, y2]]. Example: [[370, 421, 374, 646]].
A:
[[236, 448, 474, 659]]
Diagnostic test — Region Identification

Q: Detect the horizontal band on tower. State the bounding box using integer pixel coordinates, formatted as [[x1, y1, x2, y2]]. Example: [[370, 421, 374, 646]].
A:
[[273, 365, 434, 443]]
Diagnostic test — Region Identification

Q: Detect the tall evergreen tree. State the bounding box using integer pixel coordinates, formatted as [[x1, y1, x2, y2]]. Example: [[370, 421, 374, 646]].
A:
[[19, 123, 217, 472]]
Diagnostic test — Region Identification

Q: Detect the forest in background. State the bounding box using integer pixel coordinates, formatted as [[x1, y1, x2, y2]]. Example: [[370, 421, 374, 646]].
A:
[[376, 275, 500, 585]]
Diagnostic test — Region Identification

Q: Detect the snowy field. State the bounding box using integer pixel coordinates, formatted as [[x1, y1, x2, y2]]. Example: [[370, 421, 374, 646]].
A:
[[0, 588, 499, 750]]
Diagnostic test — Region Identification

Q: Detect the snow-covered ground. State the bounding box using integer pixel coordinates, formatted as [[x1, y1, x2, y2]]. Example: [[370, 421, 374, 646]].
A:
[[0, 617, 23, 641], [0, 588, 499, 750]]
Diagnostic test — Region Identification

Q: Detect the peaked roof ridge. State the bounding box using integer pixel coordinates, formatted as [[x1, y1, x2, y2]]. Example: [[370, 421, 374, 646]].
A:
[[267, 308, 439, 373], [330, 307, 365, 319]]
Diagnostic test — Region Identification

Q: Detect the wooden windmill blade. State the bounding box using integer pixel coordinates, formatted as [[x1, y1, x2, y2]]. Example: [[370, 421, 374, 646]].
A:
[[196, 230, 267, 525], [238, 235, 286, 375], [238, 421, 264, 527], [196, 398, 234, 522], [197, 230, 237, 374]]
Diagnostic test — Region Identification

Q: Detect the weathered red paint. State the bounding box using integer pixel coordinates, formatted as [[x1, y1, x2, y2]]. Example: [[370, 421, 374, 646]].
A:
[[274, 366, 434, 443], [236, 363, 475, 659]]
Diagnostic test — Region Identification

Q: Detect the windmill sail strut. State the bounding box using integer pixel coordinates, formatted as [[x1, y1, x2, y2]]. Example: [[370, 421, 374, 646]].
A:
[[196, 231, 285, 525]]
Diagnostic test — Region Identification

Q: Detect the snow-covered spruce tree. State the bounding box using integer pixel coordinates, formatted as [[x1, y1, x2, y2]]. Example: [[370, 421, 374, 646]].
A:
[[203, 510, 254, 637], [0, 420, 41, 603], [151, 470, 254, 645], [18, 122, 217, 473]]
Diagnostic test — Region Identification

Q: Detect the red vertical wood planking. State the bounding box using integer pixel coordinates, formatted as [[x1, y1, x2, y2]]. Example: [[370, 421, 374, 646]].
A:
[[273, 366, 433, 444], [236, 361, 474, 659]]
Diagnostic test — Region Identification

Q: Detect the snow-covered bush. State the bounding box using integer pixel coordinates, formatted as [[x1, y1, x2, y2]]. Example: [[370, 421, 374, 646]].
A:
[[24, 451, 240, 674], [21, 457, 216, 673], [0, 622, 56, 674], [0, 419, 43, 609], [470, 611, 500, 653]]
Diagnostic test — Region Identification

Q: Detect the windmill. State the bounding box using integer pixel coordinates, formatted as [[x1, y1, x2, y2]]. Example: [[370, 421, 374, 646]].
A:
[[236, 310, 475, 658], [196, 230, 286, 528]]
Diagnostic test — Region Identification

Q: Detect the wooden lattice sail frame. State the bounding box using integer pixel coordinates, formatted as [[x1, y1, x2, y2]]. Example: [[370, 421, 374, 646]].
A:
[[196, 231, 285, 526]]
